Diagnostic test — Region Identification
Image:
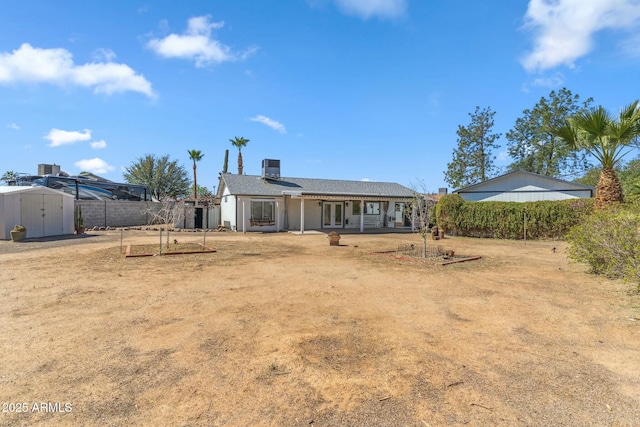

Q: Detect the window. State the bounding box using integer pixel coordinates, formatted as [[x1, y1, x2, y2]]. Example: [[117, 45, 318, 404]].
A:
[[365, 202, 380, 215], [250, 200, 275, 224], [352, 201, 361, 215]]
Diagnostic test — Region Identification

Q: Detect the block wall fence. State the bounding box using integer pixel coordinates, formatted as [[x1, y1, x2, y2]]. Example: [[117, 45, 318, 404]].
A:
[[75, 200, 197, 229]]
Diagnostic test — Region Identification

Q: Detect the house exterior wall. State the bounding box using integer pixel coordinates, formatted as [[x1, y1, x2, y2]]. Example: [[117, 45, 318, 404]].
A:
[[235, 196, 286, 232], [343, 200, 389, 229], [220, 188, 237, 230], [287, 198, 301, 230], [218, 189, 411, 232]]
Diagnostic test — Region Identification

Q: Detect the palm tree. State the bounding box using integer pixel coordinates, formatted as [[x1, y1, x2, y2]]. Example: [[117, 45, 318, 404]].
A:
[[551, 100, 640, 208], [1, 170, 19, 184], [187, 150, 204, 200], [229, 136, 250, 174]]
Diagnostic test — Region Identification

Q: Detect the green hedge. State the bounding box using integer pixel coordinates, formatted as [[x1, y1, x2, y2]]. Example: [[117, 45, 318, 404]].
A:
[[435, 194, 594, 240]]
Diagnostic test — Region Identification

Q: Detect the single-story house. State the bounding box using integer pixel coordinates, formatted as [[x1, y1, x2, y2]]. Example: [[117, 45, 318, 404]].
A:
[[218, 161, 416, 233], [453, 170, 594, 202], [0, 186, 75, 239]]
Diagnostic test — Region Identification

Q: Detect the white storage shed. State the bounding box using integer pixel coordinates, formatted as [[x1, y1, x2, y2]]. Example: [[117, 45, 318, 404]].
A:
[[0, 186, 75, 240], [453, 170, 594, 202]]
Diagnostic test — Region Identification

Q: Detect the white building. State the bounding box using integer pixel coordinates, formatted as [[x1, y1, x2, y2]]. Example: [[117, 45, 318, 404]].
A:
[[0, 186, 75, 240], [218, 160, 416, 233], [453, 170, 594, 202]]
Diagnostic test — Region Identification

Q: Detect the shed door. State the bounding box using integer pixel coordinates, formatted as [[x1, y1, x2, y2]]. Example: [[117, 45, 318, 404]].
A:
[[43, 195, 63, 236], [21, 194, 63, 238]]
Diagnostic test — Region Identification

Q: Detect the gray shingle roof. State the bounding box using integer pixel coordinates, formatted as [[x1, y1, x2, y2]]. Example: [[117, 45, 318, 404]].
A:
[[221, 173, 414, 198], [453, 169, 595, 193]]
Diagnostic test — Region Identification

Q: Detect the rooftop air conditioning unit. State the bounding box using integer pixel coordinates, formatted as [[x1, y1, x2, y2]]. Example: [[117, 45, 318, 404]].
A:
[[262, 159, 281, 180]]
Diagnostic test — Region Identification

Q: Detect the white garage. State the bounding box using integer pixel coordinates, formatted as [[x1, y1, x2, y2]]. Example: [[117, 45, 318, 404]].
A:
[[0, 186, 75, 240]]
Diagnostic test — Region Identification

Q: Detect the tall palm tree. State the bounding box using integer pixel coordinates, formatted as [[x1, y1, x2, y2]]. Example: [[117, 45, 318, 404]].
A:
[[229, 136, 249, 174], [551, 100, 640, 208], [187, 149, 204, 200]]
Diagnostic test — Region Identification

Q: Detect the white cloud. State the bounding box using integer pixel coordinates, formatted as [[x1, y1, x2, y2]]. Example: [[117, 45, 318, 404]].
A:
[[90, 140, 107, 149], [360, 178, 371, 181], [0, 43, 155, 97], [92, 48, 116, 62], [249, 115, 287, 134], [75, 158, 114, 174], [521, 0, 640, 72], [7, 123, 20, 130], [147, 15, 257, 67], [332, 0, 407, 19], [45, 128, 91, 147]]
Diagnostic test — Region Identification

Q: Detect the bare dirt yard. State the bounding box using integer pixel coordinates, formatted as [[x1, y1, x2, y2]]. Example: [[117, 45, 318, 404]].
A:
[[1, 230, 639, 426]]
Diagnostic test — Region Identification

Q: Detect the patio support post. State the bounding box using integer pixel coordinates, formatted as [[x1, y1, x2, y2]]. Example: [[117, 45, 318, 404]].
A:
[[360, 199, 364, 233], [300, 198, 305, 234], [242, 199, 246, 234], [276, 201, 280, 232]]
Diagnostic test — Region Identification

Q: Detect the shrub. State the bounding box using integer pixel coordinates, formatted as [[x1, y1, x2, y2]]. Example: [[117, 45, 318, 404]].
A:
[[435, 194, 464, 234], [435, 195, 593, 240], [12, 225, 26, 232], [566, 206, 640, 292]]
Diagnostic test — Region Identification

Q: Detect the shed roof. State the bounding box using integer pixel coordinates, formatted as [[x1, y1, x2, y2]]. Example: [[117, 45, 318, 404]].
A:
[[220, 173, 415, 198], [0, 185, 74, 197], [453, 170, 594, 194]]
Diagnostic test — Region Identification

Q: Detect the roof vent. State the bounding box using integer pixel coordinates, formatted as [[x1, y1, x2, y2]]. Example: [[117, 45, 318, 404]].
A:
[[262, 159, 281, 180]]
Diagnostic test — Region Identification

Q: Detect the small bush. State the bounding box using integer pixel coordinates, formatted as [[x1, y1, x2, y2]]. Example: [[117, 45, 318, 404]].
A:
[[566, 207, 640, 291]]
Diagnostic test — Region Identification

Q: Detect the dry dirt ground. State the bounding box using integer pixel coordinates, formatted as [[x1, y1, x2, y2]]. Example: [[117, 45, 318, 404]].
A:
[[1, 230, 639, 426]]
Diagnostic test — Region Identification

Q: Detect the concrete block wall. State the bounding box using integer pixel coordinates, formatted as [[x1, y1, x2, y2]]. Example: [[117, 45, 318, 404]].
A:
[[75, 200, 203, 229], [76, 200, 161, 228]]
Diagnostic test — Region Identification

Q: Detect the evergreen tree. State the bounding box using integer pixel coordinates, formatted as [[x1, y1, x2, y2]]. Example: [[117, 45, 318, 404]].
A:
[[507, 88, 592, 177], [444, 106, 501, 189]]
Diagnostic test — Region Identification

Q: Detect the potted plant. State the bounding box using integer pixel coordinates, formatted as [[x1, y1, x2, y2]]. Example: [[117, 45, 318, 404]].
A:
[[327, 231, 341, 246], [74, 205, 85, 234], [10, 224, 27, 242]]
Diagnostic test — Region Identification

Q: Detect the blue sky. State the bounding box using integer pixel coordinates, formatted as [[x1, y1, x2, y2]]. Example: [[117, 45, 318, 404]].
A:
[[1, 0, 639, 192]]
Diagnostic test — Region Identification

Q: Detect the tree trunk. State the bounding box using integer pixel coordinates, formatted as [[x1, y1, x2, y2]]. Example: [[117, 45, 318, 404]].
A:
[[595, 166, 624, 209], [238, 152, 243, 175], [193, 164, 197, 200]]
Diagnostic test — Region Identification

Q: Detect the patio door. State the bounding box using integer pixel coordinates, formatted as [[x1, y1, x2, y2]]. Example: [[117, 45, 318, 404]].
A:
[[395, 202, 411, 227], [323, 202, 343, 228]]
